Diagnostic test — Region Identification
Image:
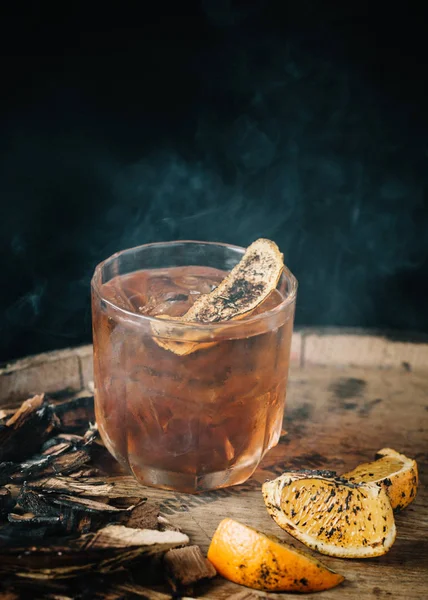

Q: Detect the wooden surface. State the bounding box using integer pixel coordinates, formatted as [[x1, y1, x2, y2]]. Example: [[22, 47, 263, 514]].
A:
[[1, 330, 428, 599]]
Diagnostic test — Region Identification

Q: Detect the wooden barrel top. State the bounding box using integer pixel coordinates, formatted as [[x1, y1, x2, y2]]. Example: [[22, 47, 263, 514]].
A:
[[1, 328, 427, 599]]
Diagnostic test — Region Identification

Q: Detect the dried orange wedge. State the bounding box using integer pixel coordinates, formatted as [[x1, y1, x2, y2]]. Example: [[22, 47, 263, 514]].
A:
[[263, 470, 396, 558], [207, 518, 344, 592], [152, 238, 284, 355], [183, 238, 284, 323], [343, 448, 418, 511]]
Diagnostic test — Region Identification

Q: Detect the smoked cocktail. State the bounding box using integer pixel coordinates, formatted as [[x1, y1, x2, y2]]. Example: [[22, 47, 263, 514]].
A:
[[91, 240, 297, 493]]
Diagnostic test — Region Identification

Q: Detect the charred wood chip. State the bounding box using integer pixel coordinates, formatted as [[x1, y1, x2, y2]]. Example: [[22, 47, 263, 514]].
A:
[[8, 513, 62, 527], [46, 494, 128, 534], [17, 489, 57, 516], [53, 397, 95, 434], [38, 425, 97, 452], [1, 454, 53, 486], [15, 489, 158, 534], [0, 525, 188, 579], [5, 448, 91, 485], [16, 488, 131, 534], [1, 425, 97, 485], [27, 476, 147, 498], [125, 500, 159, 531], [163, 545, 216, 591], [26, 448, 90, 480], [41, 434, 85, 454], [41, 441, 78, 458], [0, 391, 193, 595], [0, 395, 59, 463]]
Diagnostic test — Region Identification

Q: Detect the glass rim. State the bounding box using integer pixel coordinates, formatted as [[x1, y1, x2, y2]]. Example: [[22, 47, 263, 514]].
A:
[[91, 240, 298, 333]]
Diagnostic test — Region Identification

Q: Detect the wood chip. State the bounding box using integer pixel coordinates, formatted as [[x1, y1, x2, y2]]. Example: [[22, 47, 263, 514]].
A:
[[0, 392, 192, 595], [16, 488, 65, 516], [5, 394, 45, 428], [8, 512, 61, 526], [13, 487, 159, 535], [36, 448, 92, 478], [4, 448, 91, 485], [27, 475, 148, 498], [164, 545, 216, 590], [41, 434, 85, 454], [15, 488, 148, 534], [53, 396, 95, 433], [82, 524, 188, 551], [126, 501, 159, 531], [1, 425, 97, 485], [0, 525, 188, 580], [0, 394, 58, 462]]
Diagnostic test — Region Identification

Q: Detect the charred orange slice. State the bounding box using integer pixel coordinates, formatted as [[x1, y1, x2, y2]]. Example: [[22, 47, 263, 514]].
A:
[[183, 238, 284, 323], [343, 448, 418, 511], [207, 518, 344, 592], [152, 238, 284, 355], [263, 470, 396, 558]]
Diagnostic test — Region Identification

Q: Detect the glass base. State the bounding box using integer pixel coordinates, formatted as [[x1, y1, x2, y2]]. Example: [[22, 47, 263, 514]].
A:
[[129, 458, 261, 494]]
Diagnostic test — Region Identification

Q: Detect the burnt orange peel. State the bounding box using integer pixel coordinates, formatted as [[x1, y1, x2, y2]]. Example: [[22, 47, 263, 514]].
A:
[[263, 470, 396, 558], [152, 238, 284, 355], [344, 448, 418, 511], [207, 518, 344, 592]]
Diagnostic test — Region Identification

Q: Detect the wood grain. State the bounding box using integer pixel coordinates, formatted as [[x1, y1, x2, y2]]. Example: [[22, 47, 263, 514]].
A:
[[1, 332, 427, 599], [154, 365, 428, 599]]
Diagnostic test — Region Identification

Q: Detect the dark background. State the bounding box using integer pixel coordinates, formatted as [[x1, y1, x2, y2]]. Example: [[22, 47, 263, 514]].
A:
[[1, 1, 427, 362]]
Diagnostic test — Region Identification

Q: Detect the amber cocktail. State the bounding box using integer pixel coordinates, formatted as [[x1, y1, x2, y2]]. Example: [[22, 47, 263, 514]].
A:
[[91, 241, 297, 493]]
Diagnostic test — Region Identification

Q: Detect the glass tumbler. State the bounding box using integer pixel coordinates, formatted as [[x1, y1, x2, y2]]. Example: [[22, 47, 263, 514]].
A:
[[91, 241, 297, 493]]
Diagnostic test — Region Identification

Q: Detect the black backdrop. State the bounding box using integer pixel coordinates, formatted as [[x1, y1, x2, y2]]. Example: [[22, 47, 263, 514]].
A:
[[1, 1, 427, 361]]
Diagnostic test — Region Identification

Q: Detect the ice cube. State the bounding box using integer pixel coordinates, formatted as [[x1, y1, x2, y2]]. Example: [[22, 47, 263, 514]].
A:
[[173, 275, 218, 295]]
